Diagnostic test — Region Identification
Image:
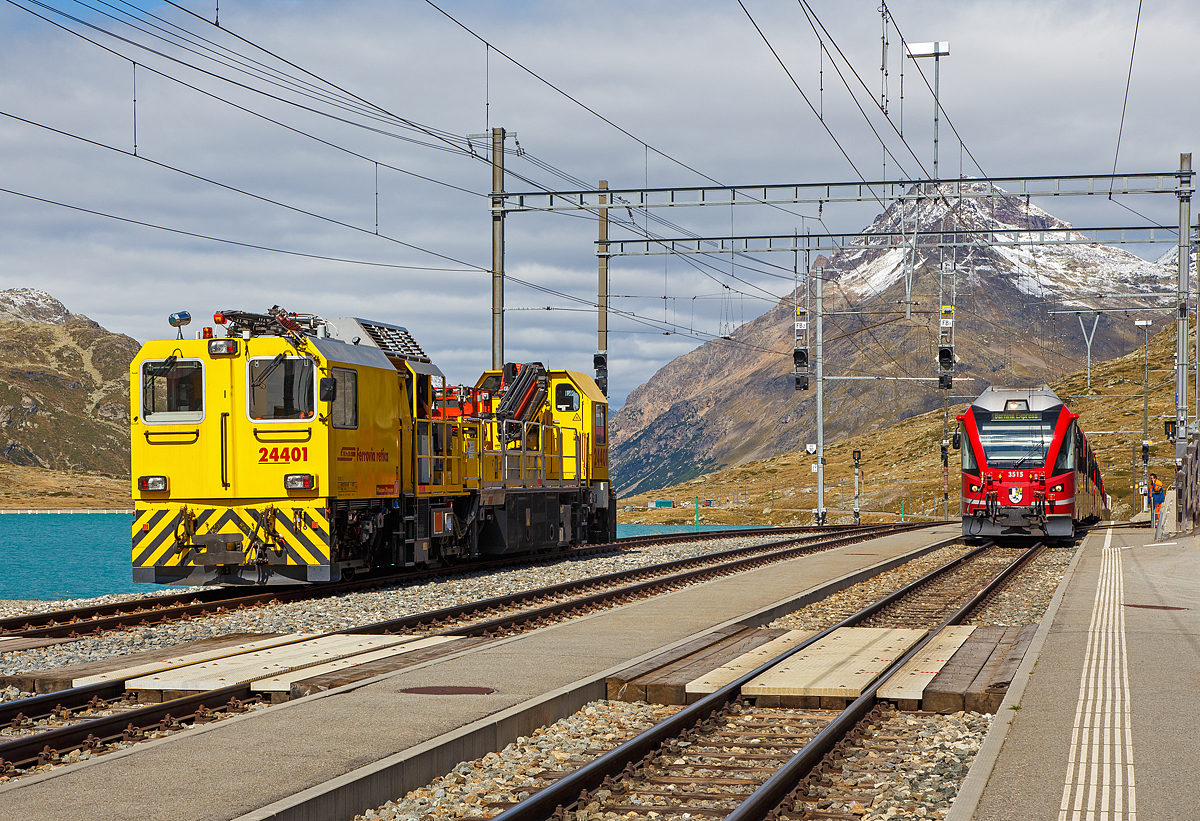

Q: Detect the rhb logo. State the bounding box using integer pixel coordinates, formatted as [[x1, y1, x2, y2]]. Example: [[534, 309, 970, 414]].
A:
[[337, 446, 357, 462]]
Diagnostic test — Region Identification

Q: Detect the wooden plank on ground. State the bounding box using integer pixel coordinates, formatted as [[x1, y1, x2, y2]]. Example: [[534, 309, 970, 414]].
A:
[[877, 625, 976, 709], [641, 629, 791, 705], [253, 636, 463, 692], [986, 623, 1039, 694], [0, 633, 284, 694], [291, 636, 492, 699], [742, 627, 927, 699], [71, 633, 309, 689], [125, 635, 414, 693], [606, 625, 750, 702], [685, 630, 817, 699], [0, 636, 83, 655], [965, 626, 1022, 714], [922, 626, 1007, 714]]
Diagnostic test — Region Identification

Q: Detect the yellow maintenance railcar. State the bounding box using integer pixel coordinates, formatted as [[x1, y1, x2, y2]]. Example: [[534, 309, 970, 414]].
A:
[[131, 308, 614, 586]]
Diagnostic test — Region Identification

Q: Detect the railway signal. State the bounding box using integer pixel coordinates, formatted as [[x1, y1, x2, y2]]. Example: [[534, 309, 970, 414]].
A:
[[852, 449, 861, 525], [937, 345, 955, 372], [594, 352, 608, 397]]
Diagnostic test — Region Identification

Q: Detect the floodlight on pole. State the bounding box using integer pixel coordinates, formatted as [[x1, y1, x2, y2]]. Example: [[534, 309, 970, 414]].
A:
[[905, 41, 950, 180], [1135, 319, 1153, 493]]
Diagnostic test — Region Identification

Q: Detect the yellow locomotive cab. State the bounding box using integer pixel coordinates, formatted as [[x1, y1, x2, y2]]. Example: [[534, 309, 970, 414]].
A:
[[131, 309, 616, 586]]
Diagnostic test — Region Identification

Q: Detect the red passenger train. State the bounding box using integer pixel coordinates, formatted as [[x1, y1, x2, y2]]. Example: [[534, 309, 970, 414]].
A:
[[956, 386, 1107, 542]]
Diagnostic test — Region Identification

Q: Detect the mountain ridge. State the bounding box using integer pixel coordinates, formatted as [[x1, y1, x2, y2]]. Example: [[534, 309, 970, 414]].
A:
[[0, 289, 137, 475]]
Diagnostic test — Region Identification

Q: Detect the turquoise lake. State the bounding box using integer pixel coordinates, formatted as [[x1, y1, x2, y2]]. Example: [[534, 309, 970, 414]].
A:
[[0, 516, 764, 601]]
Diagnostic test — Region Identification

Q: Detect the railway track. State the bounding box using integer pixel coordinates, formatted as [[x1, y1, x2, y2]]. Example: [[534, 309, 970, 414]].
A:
[[470, 541, 1040, 821], [0, 525, 865, 641], [0, 523, 934, 774]]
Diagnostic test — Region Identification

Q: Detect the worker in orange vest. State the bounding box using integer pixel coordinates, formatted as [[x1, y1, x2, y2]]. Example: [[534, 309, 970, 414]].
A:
[[1148, 473, 1165, 527]]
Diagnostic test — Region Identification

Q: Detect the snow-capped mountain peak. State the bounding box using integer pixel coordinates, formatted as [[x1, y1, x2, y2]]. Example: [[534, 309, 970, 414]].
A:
[[0, 288, 76, 324]]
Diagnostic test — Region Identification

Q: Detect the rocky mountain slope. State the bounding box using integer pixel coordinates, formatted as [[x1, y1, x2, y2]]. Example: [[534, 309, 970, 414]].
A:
[[0, 289, 138, 476], [611, 185, 1174, 496]]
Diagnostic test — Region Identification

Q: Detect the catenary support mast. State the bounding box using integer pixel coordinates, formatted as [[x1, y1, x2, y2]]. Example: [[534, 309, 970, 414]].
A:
[[491, 127, 506, 370], [815, 265, 825, 525], [1177, 153, 1193, 464]]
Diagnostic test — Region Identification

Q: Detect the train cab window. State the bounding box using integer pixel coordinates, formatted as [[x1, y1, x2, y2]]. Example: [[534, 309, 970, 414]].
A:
[[973, 408, 1056, 468], [594, 403, 608, 446], [142, 359, 204, 423], [331, 368, 358, 429], [556, 384, 580, 412], [248, 357, 314, 421]]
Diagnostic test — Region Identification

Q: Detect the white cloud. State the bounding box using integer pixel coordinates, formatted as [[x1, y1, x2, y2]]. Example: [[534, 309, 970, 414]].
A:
[[1, 0, 1196, 407]]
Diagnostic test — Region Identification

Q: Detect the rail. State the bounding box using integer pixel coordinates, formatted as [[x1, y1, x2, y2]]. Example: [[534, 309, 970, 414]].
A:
[[490, 539, 1041, 821]]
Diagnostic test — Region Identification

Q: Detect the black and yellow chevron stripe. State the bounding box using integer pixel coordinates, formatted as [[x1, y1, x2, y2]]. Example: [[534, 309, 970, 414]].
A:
[[132, 503, 330, 569]]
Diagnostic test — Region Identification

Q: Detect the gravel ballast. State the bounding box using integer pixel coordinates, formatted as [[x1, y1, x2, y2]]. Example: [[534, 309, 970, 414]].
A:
[[0, 535, 789, 677], [357, 700, 682, 821], [767, 545, 973, 632], [351, 700, 992, 821]]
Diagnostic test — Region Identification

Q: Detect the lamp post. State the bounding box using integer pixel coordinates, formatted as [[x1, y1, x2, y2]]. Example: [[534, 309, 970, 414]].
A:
[[1135, 318, 1153, 503], [905, 42, 950, 180]]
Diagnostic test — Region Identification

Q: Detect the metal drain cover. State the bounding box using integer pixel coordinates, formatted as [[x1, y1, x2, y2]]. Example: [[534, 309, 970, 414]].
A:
[[400, 686, 496, 695]]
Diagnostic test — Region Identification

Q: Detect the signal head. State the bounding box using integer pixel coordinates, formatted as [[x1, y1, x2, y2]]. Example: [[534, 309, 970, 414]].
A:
[[793, 348, 809, 369]]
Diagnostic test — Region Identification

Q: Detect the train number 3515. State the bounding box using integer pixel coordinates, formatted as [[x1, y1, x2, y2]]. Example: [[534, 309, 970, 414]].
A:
[[259, 446, 308, 464]]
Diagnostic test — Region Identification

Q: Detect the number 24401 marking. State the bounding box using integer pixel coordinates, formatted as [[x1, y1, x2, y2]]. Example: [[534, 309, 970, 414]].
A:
[[259, 446, 307, 463]]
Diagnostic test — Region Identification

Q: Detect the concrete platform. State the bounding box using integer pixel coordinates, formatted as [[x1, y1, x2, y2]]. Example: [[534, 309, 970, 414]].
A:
[[0, 523, 958, 821], [952, 526, 1200, 821]]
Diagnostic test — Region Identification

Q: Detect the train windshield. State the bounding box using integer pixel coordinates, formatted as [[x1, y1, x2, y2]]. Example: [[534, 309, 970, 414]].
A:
[[248, 356, 315, 420], [141, 358, 204, 423], [974, 409, 1059, 468]]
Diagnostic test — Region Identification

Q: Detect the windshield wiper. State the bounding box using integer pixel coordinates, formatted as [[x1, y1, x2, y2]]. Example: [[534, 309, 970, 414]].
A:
[[145, 354, 179, 377], [1012, 433, 1047, 469], [251, 353, 287, 388]]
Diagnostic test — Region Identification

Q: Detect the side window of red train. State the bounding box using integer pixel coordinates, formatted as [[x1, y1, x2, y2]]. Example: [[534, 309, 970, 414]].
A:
[[1054, 422, 1077, 473], [960, 423, 978, 473]]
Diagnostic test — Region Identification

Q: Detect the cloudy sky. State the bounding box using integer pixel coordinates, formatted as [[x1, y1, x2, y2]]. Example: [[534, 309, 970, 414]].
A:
[[1, 0, 1196, 406]]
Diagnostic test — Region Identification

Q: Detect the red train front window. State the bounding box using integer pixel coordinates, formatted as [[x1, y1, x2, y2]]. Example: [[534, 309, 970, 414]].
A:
[[972, 407, 1058, 469]]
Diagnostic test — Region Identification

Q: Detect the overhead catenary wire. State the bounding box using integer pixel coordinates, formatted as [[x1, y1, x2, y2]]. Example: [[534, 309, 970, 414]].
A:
[[881, 5, 987, 179], [9, 0, 491, 159], [0, 108, 485, 270], [15, 0, 800, 323], [0, 185, 483, 272], [1109, 0, 1144, 198]]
